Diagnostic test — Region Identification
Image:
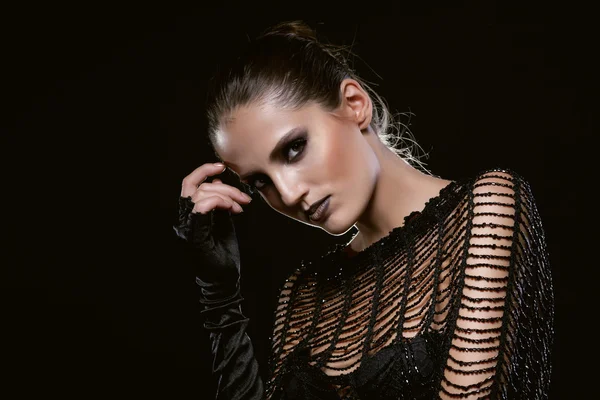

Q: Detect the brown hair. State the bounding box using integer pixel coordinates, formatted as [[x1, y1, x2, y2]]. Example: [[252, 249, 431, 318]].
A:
[[206, 20, 428, 170]]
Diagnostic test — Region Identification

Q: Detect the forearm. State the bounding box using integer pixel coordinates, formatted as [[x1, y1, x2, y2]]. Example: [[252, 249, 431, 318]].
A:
[[201, 289, 265, 400]]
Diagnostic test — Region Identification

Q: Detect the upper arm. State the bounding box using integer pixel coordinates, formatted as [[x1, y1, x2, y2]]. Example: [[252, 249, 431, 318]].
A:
[[439, 170, 554, 399]]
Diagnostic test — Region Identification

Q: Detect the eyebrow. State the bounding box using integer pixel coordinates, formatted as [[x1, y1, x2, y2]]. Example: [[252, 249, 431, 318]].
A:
[[239, 126, 306, 181]]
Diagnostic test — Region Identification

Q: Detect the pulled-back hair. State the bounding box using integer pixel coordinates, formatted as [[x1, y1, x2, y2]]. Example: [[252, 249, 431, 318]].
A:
[[206, 20, 428, 171]]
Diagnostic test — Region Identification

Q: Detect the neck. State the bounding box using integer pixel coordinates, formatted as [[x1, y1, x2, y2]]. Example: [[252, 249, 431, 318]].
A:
[[350, 131, 451, 252]]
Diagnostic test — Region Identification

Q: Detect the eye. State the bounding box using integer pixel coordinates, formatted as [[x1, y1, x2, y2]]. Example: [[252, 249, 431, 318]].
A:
[[285, 138, 306, 162], [249, 174, 271, 190], [247, 137, 307, 191]]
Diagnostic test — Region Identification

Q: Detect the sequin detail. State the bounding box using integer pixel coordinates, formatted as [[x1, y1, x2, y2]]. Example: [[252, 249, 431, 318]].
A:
[[265, 168, 554, 399]]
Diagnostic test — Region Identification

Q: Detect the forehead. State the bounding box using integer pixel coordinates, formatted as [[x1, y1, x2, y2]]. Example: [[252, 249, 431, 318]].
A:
[[214, 102, 318, 175]]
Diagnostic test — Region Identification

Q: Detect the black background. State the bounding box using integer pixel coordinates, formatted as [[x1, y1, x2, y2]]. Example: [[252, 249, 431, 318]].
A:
[[7, 2, 596, 398]]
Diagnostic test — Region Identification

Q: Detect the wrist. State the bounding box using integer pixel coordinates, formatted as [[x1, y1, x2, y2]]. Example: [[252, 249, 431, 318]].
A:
[[196, 276, 240, 303]]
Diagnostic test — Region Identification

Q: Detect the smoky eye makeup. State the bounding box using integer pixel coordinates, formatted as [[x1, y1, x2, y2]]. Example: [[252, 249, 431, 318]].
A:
[[244, 129, 309, 190], [284, 136, 307, 162], [246, 173, 271, 190]]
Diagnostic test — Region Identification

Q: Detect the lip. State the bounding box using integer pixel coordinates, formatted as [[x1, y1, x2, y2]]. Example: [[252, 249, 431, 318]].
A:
[[307, 195, 330, 222]]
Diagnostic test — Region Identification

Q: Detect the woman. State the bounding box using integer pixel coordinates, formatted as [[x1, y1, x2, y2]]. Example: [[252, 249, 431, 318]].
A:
[[173, 21, 554, 399]]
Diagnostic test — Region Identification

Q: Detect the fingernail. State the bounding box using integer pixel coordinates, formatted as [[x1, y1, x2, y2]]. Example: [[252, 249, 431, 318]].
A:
[[243, 193, 252, 201], [214, 162, 225, 168]]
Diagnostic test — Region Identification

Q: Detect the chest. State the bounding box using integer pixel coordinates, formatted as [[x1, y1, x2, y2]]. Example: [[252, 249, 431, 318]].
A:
[[303, 251, 449, 377]]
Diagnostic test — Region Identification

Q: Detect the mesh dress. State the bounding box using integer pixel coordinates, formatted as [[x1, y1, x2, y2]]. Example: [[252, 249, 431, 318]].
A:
[[200, 168, 555, 400]]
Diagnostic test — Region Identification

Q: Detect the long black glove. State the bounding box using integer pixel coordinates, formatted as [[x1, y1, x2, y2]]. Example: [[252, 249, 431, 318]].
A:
[[174, 196, 241, 304], [173, 196, 265, 399]]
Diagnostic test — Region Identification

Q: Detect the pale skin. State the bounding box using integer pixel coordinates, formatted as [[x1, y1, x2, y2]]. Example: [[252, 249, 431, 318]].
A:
[[181, 80, 510, 397], [181, 78, 453, 252]]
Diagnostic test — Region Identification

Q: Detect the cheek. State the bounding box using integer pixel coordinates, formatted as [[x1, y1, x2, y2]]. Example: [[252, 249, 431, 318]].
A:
[[320, 129, 365, 182]]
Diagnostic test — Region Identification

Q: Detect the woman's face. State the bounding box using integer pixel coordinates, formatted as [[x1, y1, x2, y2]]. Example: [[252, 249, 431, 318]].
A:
[[213, 96, 380, 235]]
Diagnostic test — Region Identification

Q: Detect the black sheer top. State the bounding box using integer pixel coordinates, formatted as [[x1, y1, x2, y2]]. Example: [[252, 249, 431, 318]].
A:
[[199, 168, 554, 399]]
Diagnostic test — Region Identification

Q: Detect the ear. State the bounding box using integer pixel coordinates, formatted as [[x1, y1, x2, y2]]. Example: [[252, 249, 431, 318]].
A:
[[339, 78, 373, 130]]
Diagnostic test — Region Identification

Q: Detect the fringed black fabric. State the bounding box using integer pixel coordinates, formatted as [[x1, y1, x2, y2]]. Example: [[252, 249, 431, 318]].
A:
[[264, 168, 554, 399]]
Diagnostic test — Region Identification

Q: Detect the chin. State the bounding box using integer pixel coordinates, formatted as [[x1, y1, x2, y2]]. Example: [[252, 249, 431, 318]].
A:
[[317, 215, 357, 236], [278, 201, 358, 235]]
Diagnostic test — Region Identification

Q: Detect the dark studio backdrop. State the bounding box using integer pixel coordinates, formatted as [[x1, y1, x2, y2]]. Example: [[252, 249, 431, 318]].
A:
[[7, 2, 596, 399]]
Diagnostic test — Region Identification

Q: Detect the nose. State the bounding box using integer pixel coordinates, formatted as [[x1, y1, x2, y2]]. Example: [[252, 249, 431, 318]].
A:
[[271, 171, 307, 208]]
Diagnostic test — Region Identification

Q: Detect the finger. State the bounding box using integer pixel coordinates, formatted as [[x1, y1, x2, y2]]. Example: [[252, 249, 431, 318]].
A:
[[181, 163, 227, 197], [198, 197, 242, 214], [191, 191, 243, 212], [194, 181, 252, 204], [192, 195, 244, 215], [210, 178, 253, 203]]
